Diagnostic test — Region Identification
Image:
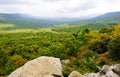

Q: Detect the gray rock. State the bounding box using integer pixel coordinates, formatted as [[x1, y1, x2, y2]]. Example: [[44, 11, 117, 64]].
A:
[[61, 59, 70, 65], [98, 64, 120, 77], [86, 73, 106, 77], [68, 71, 85, 77], [99, 65, 110, 75], [112, 64, 120, 75], [8, 56, 63, 77], [106, 70, 119, 77], [85, 64, 120, 77], [85, 73, 97, 77]]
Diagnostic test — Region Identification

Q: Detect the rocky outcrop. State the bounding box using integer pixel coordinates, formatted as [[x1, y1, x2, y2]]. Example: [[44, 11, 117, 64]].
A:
[[68, 71, 85, 77], [112, 64, 120, 75], [69, 64, 120, 77], [8, 56, 63, 77], [85, 64, 120, 77], [8, 56, 120, 77]]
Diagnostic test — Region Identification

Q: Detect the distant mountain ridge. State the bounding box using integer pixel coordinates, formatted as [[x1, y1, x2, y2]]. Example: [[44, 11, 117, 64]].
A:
[[91, 12, 120, 21], [78, 11, 120, 24], [0, 11, 120, 28], [0, 13, 57, 28]]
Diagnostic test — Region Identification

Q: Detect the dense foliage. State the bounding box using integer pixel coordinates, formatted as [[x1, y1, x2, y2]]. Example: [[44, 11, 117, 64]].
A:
[[0, 23, 120, 77]]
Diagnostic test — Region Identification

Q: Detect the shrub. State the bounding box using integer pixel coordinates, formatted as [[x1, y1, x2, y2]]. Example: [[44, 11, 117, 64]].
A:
[[68, 56, 98, 74], [90, 38, 109, 54], [4, 55, 27, 74], [96, 59, 106, 66], [108, 36, 120, 61], [81, 50, 98, 59]]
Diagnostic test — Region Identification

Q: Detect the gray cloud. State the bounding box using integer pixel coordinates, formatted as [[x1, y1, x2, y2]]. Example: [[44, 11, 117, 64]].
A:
[[105, 0, 119, 3], [0, 0, 120, 17], [0, 0, 22, 4], [41, 0, 69, 2], [59, 0, 97, 13], [0, 4, 21, 14], [42, 0, 60, 2]]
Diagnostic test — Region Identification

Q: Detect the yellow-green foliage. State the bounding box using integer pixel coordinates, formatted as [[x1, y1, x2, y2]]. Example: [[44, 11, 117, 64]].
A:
[[0, 24, 15, 29], [0, 22, 120, 77], [0, 28, 59, 34], [110, 23, 120, 38]]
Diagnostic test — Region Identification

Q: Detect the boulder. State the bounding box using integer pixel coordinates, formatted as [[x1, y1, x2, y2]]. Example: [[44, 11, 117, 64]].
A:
[[85, 64, 120, 77], [112, 64, 120, 75], [8, 56, 63, 77], [85, 73, 98, 77], [99, 65, 110, 75], [106, 70, 119, 77], [68, 71, 85, 77], [61, 59, 70, 65], [99, 64, 120, 77]]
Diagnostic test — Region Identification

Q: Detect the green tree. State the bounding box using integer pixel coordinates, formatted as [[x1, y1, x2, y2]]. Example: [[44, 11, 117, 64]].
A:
[[108, 36, 120, 60]]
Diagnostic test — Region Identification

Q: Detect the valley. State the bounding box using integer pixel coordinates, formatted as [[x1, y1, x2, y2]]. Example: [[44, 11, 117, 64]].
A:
[[0, 12, 120, 77]]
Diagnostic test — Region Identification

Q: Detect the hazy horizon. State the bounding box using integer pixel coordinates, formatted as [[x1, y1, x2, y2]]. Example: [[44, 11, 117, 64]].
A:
[[0, 0, 120, 18]]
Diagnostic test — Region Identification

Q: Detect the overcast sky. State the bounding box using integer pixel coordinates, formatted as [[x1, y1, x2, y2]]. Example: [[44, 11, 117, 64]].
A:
[[0, 0, 120, 18]]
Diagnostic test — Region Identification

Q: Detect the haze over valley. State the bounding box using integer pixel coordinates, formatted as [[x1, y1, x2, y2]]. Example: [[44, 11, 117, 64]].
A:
[[0, 0, 120, 77]]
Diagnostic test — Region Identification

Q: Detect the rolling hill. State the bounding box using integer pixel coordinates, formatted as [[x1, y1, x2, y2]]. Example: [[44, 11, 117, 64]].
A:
[[77, 11, 120, 25], [0, 13, 57, 28], [0, 11, 120, 29]]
